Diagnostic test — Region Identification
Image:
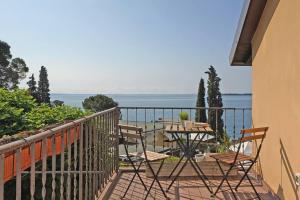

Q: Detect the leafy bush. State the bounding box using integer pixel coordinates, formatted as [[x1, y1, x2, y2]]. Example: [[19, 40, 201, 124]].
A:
[[24, 104, 86, 130], [0, 88, 36, 136], [0, 88, 88, 136], [82, 94, 118, 112]]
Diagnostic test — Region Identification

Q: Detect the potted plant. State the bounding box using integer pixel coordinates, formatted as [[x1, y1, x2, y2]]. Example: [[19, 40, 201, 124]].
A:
[[179, 111, 189, 127]]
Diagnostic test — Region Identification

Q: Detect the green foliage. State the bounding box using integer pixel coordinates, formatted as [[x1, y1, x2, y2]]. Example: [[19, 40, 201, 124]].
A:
[[0, 88, 36, 136], [27, 74, 38, 101], [0, 40, 28, 89], [24, 105, 86, 130], [37, 66, 50, 104], [216, 131, 231, 153], [179, 111, 189, 121], [0, 89, 87, 137], [205, 65, 224, 141], [82, 94, 118, 112], [195, 78, 207, 122]]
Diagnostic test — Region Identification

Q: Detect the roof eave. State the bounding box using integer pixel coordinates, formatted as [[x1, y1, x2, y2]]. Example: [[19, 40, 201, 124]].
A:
[[230, 0, 267, 66]]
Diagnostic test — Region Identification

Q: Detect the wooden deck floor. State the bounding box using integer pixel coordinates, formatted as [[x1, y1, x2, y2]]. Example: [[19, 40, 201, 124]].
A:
[[103, 170, 279, 200]]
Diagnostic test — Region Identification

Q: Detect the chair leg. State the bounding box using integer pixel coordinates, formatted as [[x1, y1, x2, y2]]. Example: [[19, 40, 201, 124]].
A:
[[189, 158, 213, 194], [144, 159, 169, 200], [213, 160, 237, 200], [166, 158, 189, 192], [122, 161, 147, 198], [168, 154, 184, 178], [237, 162, 261, 200]]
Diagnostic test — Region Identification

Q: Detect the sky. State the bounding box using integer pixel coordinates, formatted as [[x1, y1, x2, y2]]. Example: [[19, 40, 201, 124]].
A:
[[0, 0, 251, 94]]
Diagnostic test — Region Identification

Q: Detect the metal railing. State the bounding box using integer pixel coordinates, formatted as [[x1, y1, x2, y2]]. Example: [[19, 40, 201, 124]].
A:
[[119, 107, 252, 153], [0, 107, 119, 200]]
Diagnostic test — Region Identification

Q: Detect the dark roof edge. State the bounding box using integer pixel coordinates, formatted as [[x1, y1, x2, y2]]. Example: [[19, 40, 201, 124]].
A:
[[230, 0, 267, 66]]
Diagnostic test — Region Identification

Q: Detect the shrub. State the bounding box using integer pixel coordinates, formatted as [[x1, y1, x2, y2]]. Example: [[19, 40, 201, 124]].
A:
[[82, 94, 118, 112], [0, 88, 88, 136], [25, 105, 86, 130], [0, 88, 36, 136]]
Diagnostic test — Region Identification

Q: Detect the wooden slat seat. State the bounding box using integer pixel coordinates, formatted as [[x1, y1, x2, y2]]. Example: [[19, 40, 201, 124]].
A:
[[210, 152, 254, 165], [130, 151, 169, 162]]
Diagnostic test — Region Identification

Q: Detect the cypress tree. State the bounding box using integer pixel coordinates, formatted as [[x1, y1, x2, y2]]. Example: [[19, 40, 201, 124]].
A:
[[37, 66, 50, 104], [205, 65, 224, 141], [27, 74, 38, 101], [195, 78, 207, 122]]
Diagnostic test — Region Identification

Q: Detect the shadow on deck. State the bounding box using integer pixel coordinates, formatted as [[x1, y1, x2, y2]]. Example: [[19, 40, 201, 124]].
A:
[[100, 169, 279, 200]]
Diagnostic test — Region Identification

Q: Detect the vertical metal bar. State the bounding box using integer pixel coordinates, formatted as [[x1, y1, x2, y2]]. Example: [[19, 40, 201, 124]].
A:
[[95, 116, 99, 197], [16, 148, 22, 200], [88, 120, 92, 200], [215, 108, 218, 143], [93, 117, 97, 198], [224, 109, 227, 142], [144, 108, 147, 150], [73, 125, 78, 200], [242, 108, 245, 129], [100, 115, 104, 189], [42, 138, 47, 200], [0, 154, 4, 200], [51, 135, 56, 200], [233, 108, 236, 151], [162, 108, 165, 150], [171, 108, 174, 125], [84, 122, 88, 200], [60, 131, 65, 200], [67, 129, 71, 200], [135, 108, 138, 152], [153, 108, 156, 152], [30, 143, 35, 200], [79, 123, 84, 200], [115, 109, 119, 173]]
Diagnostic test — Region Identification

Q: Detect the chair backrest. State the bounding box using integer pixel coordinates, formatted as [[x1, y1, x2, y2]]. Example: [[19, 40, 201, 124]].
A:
[[118, 124, 150, 161], [118, 124, 143, 140], [233, 127, 268, 164]]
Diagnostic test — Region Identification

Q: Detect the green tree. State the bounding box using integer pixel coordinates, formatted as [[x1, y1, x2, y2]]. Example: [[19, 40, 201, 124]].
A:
[[195, 78, 207, 122], [205, 65, 224, 141], [37, 66, 50, 104], [0, 41, 28, 89], [82, 94, 118, 112], [27, 74, 38, 101]]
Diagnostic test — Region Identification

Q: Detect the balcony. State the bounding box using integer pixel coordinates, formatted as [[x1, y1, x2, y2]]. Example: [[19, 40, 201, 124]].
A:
[[0, 107, 279, 199]]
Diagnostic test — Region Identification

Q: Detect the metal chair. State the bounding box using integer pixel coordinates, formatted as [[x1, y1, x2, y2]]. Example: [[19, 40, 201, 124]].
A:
[[210, 127, 268, 200], [118, 124, 170, 200]]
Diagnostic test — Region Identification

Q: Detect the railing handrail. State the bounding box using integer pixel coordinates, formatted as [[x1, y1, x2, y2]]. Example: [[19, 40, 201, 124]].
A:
[[119, 106, 251, 110], [0, 107, 118, 154]]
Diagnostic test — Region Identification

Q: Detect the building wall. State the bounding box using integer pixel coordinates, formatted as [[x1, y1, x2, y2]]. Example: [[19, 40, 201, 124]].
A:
[[251, 0, 300, 199]]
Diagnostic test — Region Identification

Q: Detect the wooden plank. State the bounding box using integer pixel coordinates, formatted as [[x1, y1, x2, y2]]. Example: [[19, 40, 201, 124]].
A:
[[118, 124, 142, 132], [241, 134, 265, 142], [241, 127, 268, 134]]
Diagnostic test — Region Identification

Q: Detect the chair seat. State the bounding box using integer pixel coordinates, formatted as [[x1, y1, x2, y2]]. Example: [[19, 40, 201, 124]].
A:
[[130, 151, 169, 162], [210, 152, 254, 164]]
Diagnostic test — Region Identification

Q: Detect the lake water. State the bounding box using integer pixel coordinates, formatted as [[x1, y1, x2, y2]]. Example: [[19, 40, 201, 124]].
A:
[[51, 93, 251, 109], [51, 94, 252, 140]]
